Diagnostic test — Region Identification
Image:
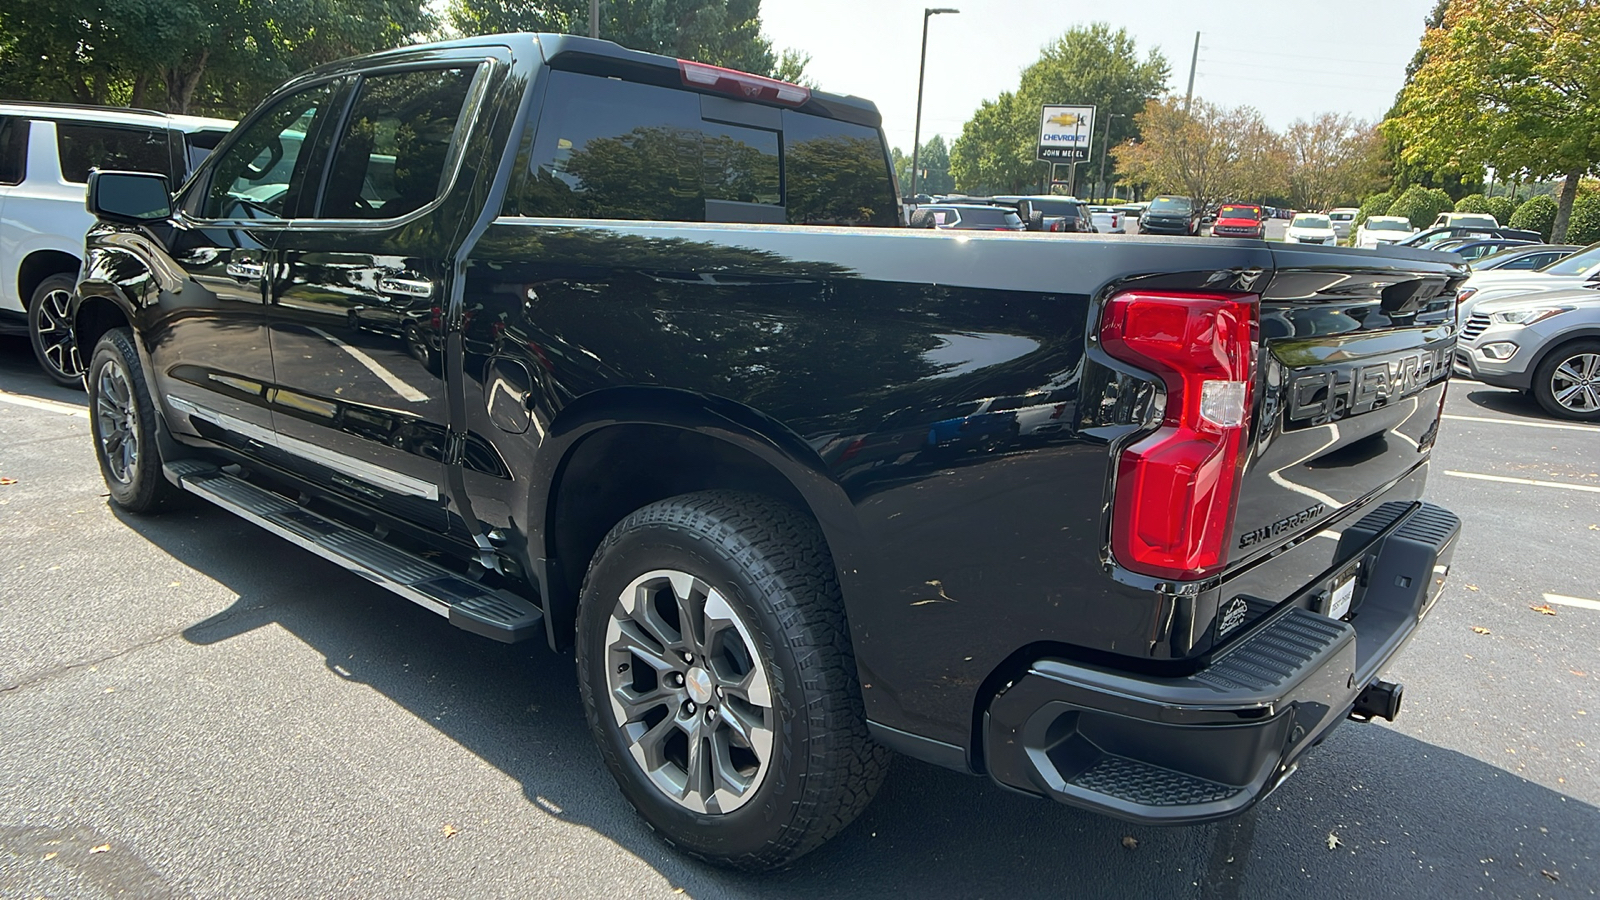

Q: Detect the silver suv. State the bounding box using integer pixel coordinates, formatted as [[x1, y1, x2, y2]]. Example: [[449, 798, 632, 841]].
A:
[[1454, 287, 1600, 420], [0, 102, 234, 384]]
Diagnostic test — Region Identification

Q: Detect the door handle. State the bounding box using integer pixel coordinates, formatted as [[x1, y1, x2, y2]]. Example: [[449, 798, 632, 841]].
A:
[[226, 260, 265, 281], [378, 277, 435, 299]]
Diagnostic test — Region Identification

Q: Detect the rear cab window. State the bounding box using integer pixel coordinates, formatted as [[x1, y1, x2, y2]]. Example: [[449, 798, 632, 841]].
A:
[[511, 69, 895, 226]]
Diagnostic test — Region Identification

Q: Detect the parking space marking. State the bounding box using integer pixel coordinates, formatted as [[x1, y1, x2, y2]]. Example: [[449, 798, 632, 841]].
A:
[[1443, 470, 1600, 493], [1442, 413, 1600, 433], [307, 327, 428, 403], [1544, 593, 1600, 612], [0, 389, 87, 418]]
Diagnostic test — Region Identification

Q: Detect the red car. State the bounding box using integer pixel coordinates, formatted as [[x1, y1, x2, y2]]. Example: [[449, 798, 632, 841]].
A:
[[1210, 203, 1267, 239]]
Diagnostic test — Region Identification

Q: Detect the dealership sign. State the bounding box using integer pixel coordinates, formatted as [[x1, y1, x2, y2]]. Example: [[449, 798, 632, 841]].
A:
[[1037, 105, 1095, 162]]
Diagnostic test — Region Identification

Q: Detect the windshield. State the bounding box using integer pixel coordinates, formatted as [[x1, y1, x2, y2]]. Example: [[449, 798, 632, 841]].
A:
[[1149, 197, 1192, 213], [1365, 218, 1411, 231], [1540, 243, 1600, 276], [1411, 230, 1464, 247], [1449, 214, 1497, 228], [1329, 212, 1354, 221], [1218, 205, 1259, 219], [1292, 215, 1331, 229]]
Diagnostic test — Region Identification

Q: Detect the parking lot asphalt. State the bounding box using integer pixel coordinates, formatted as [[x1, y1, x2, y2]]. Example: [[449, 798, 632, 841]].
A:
[[1, 333, 1595, 900]]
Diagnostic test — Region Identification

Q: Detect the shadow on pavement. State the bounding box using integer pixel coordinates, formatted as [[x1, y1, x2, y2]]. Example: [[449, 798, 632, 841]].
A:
[[0, 334, 85, 404], [107, 502, 1596, 899], [1459, 386, 1555, 421]]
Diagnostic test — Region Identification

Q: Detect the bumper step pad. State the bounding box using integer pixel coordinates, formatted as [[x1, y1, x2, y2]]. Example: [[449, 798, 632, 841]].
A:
[[985, 500, 1460, 825], [165, 462, 542, 643]]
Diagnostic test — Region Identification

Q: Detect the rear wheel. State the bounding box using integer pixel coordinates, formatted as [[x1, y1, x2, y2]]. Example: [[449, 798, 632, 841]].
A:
[[1531, 340, 1600, 422], [87, 328, 185, 512], [27, 273, 84, 387], [576, 491, 887, 871]]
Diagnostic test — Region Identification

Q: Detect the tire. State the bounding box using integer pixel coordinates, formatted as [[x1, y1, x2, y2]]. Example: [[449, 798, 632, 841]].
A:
[[86, 328, 185, 513], [575, 491, 888, 871], [27, 273, 85, 387], [1531, 339, 1600, 422]]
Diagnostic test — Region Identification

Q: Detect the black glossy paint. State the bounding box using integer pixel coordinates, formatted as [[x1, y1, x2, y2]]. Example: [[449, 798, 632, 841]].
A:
[[72, 31, 1468, 768]]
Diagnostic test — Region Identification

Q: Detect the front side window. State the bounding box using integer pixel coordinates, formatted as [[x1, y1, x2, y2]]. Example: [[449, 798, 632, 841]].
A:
[[203, 82, 337, 219], [319, 67, 477, 220], [56, 124, 171, 183], [0, 117, 26, 185]]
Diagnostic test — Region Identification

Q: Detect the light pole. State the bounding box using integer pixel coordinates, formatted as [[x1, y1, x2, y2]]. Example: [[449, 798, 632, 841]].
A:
[[910, 7, 959, 200], [1096, 112, 1124, 201]]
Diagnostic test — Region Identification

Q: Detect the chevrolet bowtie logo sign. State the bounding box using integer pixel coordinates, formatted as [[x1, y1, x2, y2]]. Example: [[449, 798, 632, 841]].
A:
[[1037, 104, 1095, 162]]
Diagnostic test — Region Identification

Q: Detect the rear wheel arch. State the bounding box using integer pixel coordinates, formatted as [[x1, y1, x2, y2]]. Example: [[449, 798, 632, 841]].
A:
[[17, 250, 81, 310], [536, 391, 859, 648]]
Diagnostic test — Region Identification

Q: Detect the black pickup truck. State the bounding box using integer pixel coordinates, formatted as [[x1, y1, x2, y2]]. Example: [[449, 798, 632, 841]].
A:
[[72, 33, 1464, 870]]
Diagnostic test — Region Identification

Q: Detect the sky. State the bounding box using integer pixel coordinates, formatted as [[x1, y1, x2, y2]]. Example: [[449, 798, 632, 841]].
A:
[[759, 0, 1437, 154]]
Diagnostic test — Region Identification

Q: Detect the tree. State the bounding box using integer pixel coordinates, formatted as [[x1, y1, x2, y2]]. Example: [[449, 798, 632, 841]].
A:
[[449, 0, 807, 81], [1453, 193, 1490, 213], [1484, 195, 1517, 224], [950, 24, 1167, 195], [1386, 184, 1454, 228], [1113, 97, 1289, 211], [1283, 113, 1384, 211], [0, 0, 436, 115], [1384, 0, 1600, 241], [1509, 195, 1558, 240]]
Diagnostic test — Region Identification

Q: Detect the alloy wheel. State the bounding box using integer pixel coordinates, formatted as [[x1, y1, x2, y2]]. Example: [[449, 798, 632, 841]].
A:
[[35, 288, 84, 380], [95, 358, 139, 484], [605, 569, 775, 815], [1549, 352, 1600, 414]]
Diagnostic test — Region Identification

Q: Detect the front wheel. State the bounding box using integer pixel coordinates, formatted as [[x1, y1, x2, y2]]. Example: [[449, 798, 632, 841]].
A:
[[576, 491, 888, 871], [27, 273, 84, 386], [1532, 340, 1600, 421], [86, 328, 185, 512]]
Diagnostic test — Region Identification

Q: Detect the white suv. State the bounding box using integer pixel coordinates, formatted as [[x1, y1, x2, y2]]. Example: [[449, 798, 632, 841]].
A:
[[0, 103, 234, 384]]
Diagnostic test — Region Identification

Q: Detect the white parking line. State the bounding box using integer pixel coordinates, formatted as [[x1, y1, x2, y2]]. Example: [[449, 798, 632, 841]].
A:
[[1443, 471, 1600, 493], [0, 389, 88, 418], [307, 327, 428, 403], [1544, 593, 1600, 612], [1442, 413, 1600, 433]]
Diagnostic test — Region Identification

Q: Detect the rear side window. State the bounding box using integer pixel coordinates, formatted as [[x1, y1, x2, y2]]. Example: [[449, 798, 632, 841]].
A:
[[514, 70, 894, 226], [319, 67, 478, 220], [0, 117, 26, 185], [56, 124, 172, 183]]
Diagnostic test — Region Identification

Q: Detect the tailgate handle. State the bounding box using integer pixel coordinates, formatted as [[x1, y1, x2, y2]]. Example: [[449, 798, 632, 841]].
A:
[[1380, 276, 1445, 317]]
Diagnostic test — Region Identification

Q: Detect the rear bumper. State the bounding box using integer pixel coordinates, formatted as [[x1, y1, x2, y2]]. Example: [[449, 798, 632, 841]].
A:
[[983, 501, 1459, 824]]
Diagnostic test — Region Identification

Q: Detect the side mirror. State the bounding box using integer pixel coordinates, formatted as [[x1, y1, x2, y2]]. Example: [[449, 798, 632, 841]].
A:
[[87, 170, 172, 223]]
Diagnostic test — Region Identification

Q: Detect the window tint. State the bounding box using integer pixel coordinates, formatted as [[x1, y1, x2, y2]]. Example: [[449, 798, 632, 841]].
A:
[[781, 110, 895, 226], [0, 118, 26, 185], [56, 124, 171, 183], [203, 82, 336, 219], [518, 71, 744, 221], [320, 67, 477, 220], [514, 71, 892, 226]]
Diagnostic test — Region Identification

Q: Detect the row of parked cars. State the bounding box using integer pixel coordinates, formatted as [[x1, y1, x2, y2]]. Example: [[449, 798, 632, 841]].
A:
[[0, 101, 236, 385], [908, 193, 1142, 234]]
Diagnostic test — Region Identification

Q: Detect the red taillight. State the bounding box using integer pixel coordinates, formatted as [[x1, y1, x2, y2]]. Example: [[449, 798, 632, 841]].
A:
[[679, 60, 811, 106], [1099, 291, 1258, 580]]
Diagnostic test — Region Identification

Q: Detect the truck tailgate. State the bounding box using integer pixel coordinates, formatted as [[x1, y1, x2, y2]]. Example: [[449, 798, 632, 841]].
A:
[[1229, 247, 1465, 567]]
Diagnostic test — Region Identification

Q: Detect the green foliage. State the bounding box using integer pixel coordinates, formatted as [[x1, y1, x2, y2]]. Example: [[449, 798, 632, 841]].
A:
[[449, 0, 804, 81], [1484, 195, 1517, 224], [1385, 184, 1453, 228], [1355, 190, 1396, 227], [1508, 195, 1558, 241], [951, 24, 1168, 195], [1453, 193, 1490, 214], [1566, 193, 1600, 245], [0, 0, 435, 114], [1384, 0, 1600, 238]]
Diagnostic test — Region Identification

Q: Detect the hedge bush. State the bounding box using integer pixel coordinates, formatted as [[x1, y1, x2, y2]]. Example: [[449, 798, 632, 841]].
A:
[[1566, 193, 1600, 245], [1508, 195, 1557, 241], [1453, 193, 1490, 214], [1386, 185, 1454, 229], [1484, 195, 1517, 225], [1355, 191, 1396, 227]]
